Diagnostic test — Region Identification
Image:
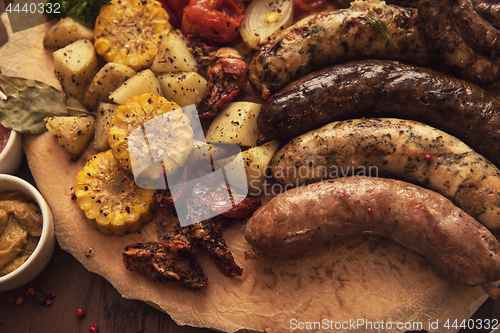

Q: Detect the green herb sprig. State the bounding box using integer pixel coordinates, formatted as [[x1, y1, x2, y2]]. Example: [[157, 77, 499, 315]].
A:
[[367, 15, 399, 50], [46, 0, 110, 23]]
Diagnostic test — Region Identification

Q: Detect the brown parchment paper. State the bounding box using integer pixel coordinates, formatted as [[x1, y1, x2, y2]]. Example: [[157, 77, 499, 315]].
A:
[[0, 12, 494, 333]]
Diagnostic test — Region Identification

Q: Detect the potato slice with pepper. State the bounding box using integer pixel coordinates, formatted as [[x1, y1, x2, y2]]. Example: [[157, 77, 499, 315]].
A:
[[205, 102, 261, 147], [45, 115, 95, 156]]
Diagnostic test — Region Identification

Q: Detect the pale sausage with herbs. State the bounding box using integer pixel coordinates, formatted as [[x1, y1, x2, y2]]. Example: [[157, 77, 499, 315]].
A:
[[248, 1, 433, 98], [271, 118, 500, 230]]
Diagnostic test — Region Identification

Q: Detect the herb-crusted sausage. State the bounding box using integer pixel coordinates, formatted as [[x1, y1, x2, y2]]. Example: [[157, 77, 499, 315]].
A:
[[258, 60, 500, 168], [271, 118, 500, 230], [245, 177, 500, 287], [248, 1, 433, 98]]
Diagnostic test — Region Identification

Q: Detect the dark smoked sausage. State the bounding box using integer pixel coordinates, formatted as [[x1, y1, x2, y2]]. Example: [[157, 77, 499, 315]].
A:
[[336, 0, 418, 8], [451, 0, 500, 58], [472, 0, 500, 28], [417, 0, 500, 87], [245, 177, 500, 287], [257, 60, 500, 167]]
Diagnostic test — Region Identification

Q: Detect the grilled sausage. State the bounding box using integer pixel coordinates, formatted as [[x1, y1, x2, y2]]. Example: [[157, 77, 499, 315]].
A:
[[248, 1, 434, 98], [336, 0, 418, 8], [417, 0, 500, 87], [245, 177, 500, 287], [257, 60, 500, 168], [472, 0, 500, 28], [451, 0, 500, 57], [271, 118, 500, 230]]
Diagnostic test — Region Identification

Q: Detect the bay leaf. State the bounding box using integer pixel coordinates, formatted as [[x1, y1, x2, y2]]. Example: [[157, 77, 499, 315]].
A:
[[0, 74, 66, 100], [0, 74, 91, 134], [65, 96, 92, 117], [0, 75, 30, 96], [0, 85, 69, 134]]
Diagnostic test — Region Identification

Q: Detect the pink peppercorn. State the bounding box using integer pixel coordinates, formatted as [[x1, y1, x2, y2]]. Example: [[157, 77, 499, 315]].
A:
[[25, 287, 36, 296], [75, 308, 86, 318]]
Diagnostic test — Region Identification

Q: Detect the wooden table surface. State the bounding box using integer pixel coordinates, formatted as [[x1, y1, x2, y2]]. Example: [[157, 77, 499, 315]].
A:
[[0, 156, 499, 333]]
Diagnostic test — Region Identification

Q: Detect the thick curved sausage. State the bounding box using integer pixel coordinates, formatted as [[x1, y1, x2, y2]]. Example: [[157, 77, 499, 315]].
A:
[[271, 118, 500, 230], [248, 1, 434, 98], [472, 0, 500, 28], [257, 60, 500, 168], [245, 177, 500, 287], [336, 0, 418, 8], [417, 0, 500, 87], [451, 0, 500, 57]]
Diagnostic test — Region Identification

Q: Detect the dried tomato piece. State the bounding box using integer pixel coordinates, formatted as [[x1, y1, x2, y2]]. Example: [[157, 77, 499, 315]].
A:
[[182, 0, 246, 43]]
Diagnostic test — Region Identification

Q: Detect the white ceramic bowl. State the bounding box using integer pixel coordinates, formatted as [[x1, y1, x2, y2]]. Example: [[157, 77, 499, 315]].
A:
[[0, 174, 55, 292], [0, 129, 23, 174]]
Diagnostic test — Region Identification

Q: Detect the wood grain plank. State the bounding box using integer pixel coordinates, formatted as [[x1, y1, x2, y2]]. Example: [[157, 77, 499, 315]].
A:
[[0, 244, 216, 333]]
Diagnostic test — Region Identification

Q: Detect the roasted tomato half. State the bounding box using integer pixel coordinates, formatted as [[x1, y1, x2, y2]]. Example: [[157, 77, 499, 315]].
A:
[[157, 0, 190, 28], [182, 0, 246, 44], [293, 0, 326, 12]]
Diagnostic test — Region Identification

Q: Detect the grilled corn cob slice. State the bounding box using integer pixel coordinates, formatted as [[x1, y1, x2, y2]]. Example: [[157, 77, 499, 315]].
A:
[[75, 150, 156, 235], [107, 93, 194, 179], [94, 0, 172, 71]]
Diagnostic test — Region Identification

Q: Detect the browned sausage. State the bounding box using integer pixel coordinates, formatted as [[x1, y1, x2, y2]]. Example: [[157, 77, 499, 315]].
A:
[[417, 0, 500, 87], [336, 0, 418, 9], [257, 60, 500, 168], [451, 0, 500, 57], [472, 0, 500, 28], [245, 177, 500, 287]]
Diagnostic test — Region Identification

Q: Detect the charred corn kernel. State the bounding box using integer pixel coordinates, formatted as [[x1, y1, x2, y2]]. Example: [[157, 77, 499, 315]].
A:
[[75, 150, 156, 236], [107, 93, 194, 178], [94, 0, 172, 70]]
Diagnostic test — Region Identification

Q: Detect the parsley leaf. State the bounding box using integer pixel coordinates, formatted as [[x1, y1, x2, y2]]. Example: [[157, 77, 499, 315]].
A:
[[46, 0, 110, 23]]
